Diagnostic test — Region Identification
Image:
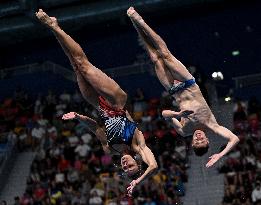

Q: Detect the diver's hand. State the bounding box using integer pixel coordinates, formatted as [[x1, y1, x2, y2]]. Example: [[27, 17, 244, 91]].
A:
[[179, 110, 194, 118], [162, 109, 193, 119], [206, 153, 221, 168], [127, 180, 138, 196], [62, 112, 78, 120]]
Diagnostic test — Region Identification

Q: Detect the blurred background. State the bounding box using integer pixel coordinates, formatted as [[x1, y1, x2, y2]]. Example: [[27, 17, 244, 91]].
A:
[[0, 0, 260, 205]]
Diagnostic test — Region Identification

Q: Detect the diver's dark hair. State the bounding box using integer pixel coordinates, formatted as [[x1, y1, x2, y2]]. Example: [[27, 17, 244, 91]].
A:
[[129, 169, 143, 180], [193, 145, 209, 156], [116, 154, 144, 180]]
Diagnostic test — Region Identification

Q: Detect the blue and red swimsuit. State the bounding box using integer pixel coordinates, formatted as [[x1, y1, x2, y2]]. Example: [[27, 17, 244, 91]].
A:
[[98, 96, 137, 146]]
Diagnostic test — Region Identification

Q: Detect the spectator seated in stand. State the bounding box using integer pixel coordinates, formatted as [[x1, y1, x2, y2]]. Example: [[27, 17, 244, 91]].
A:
[[220, 96, 261, 205]]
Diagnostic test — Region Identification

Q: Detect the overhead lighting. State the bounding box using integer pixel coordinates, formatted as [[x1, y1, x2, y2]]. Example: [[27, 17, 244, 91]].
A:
[[212, 72, 218, 78], [225, 97, 231, 102], [212, 71, 224, 81], [232, 50, 240, 56]]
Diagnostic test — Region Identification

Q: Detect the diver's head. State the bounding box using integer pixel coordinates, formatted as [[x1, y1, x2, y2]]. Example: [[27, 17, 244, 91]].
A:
[[192, 129, 209, 156], [121, 154, 139, 176]]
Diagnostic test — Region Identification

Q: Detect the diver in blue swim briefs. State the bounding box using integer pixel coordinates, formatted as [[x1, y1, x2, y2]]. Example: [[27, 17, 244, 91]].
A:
[[128, 7, 239, 168], [36, 9, 157, 196]]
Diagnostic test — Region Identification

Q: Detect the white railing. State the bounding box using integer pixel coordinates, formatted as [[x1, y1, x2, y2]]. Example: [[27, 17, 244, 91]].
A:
[[0, 61, 154, 81], [105, 63, 154, 78], [233, 73, 261, 88]]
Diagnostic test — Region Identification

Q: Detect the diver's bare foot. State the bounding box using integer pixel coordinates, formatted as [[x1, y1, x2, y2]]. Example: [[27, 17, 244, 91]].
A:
[[35, 9, 58, 29], [127, 7, 135, 17], [127, 7, 143, 23]]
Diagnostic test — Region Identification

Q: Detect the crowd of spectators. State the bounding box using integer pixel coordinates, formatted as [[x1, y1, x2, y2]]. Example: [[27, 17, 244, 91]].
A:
[[220, 97, 261, 205], [0, 87, 190, 205]]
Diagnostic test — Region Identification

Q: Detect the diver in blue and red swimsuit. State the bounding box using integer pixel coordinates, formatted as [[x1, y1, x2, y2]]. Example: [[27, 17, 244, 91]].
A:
[[36, 9, 158, 196]]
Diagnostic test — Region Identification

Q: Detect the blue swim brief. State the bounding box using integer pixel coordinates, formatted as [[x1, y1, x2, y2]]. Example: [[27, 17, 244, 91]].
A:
[[168, 78, 196, 95]]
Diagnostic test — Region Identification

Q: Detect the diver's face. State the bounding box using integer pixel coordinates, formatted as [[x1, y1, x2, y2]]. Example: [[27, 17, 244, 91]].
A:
[[192, 130, 209, 148], [121, 155, 139, 176]]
